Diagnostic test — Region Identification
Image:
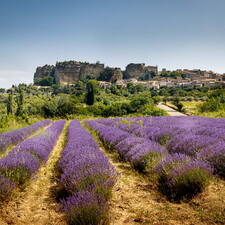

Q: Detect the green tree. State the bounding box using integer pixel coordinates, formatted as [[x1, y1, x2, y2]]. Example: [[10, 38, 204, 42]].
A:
[[162, 97, 168, 104], [86, 81, 95, 105], [6, 92, 13, 115], [130, 92, 153, 113], [172, 96, 184, 112], [16, 88, 24, 116], [98, 67, 114, 82]]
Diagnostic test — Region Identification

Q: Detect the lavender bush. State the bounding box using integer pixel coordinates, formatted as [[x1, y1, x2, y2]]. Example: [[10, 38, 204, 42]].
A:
[[167, 134, 222, 157], [0, 120, 65, 187], [115, 137, 146, 159], [0, 175, 15, 198], [0, 120, 51, 152], [155, 154, 213, 201], [197, 142, 225, 178], [60, 190, 108, 225], [127, 141, 167, 172], [58, 120, 116, 225], [87, 120, 167, 173], [87, 120, 130, 149], [88, 116, 225, 201]]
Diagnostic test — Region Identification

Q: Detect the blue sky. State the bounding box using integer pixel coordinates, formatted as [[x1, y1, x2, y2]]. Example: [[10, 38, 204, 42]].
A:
[[0, 0, 225, 88]]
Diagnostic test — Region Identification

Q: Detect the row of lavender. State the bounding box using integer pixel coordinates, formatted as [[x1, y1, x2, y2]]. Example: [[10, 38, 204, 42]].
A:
[[96, 116, 225, 178], [57, 120, 116, 225], [0, 120, 51, 152], [86, 117, 223, 201], [0, 120, 65, 197]]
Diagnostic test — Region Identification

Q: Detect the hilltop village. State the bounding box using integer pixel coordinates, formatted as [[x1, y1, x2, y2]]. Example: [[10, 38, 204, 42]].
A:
[[34, 60, 225, 89]]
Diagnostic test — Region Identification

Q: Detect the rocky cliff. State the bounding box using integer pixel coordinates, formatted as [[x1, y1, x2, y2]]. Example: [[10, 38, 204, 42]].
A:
[[34, 65, 55, 83], [54, 61, 105, 85], [124, 63, 158, 79], [34, 60, 157, 86], [34, 61, 105, 86]]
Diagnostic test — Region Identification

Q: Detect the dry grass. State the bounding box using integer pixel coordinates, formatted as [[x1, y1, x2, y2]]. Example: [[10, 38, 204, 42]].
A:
[[0, 121, 69, 225]]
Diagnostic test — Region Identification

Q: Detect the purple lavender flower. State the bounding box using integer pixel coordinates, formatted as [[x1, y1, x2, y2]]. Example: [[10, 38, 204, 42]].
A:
[[0, 120, 51, 152], [127, 141, 168, 172], [0, 175, 15, 197], [0, 120, 65, 187], [57, 120, 116, 224], [60, 190, 108, 225], [155, 154, 213, 201], [197, 141, 225, 178], [167, 134, 221, 157], [115, 137, 146, 158]]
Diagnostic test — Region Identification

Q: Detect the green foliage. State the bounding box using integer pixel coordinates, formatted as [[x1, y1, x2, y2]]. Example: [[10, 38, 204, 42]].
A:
[[6, 92, 13, 115], [127, 83, 147, 94], [141, 104, 168, 116], [132, 152, 163, 173], [172, 96, 184, 112], [160, 71, 182, 78], [1, 81, 169, 119], [98, 67, 114, 82], [130, 92, 152, 112], [0, 167, 31, 185], [162, 97, 168, 104], [42, 99, 58, 117], [152, 96, 161, 104], [159, 168, 211, 202], [86, 81, 95, 105], [35, 76, 54, 86], [74, 81, 86, 97], [198, 90, 225, 113], [67, 202, 109, 225], [16, 88, 25, 116]]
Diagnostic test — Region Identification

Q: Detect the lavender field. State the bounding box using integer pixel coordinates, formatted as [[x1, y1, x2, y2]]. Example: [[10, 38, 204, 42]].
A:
[[0, 117, 224, 225]]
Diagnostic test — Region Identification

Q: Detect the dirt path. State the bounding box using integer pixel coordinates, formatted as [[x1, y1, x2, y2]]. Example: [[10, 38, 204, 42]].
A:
[[0, 122, 68, 225], [157, 102, 187, 116]]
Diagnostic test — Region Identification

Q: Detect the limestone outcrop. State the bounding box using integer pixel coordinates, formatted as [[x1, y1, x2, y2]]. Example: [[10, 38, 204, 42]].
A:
[[34, 65, 55, 83], [54, 61, 104, 85], [34, 60, 157, 86], [124, 63, 158, 80], [34, 61, 105, 86]]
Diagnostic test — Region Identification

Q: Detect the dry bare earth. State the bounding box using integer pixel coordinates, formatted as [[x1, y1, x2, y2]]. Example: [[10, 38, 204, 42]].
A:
[[101, 148, 225, 225], [0, 122, 69, 225]]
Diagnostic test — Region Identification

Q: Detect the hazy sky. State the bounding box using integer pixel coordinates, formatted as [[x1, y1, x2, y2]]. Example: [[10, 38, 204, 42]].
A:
[[0, 0, 225, 88]]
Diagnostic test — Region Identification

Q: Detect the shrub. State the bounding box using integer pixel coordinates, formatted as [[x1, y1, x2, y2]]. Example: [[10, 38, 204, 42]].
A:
[[58, 121, 116, 225], [155, 154, 212, 201], [197, 142, 225, 178], [126, 141, 167, 172], [60, 190, 109, 225], [115, 137, 146, 159], [167, 134, 221, 157], [0, 175, 15, 198]]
